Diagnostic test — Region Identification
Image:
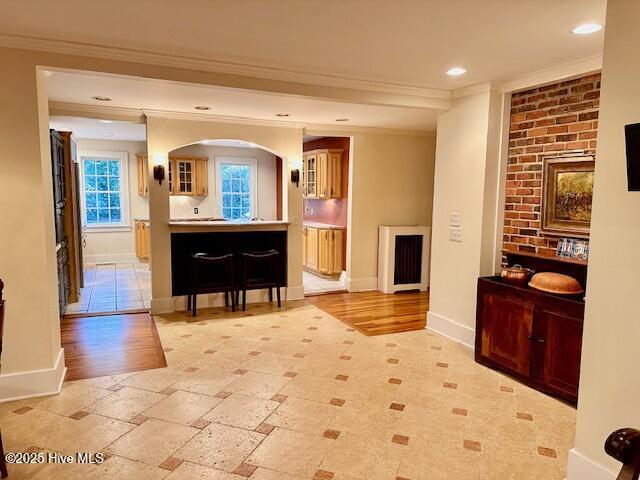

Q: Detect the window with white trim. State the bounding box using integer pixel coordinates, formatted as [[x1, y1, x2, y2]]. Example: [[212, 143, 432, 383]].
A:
[[216, 157, 257, 220], [79, 151, 130, 229]]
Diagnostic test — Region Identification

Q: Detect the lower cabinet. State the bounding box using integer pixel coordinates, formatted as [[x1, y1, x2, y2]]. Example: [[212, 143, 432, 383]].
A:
[[135, 221, 150, 260], [475, 276, 584, 404], [303, 226, 343, 275]]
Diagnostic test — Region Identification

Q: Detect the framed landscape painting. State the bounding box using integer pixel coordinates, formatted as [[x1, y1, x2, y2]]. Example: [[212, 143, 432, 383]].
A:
[[541, 155, 595, 237]]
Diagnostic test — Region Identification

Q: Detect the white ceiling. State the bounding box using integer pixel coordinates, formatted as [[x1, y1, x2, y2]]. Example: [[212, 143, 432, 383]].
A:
[[47, 70, 441, 131], [0, 0, 605, 90], [49, 116, 146, 141]]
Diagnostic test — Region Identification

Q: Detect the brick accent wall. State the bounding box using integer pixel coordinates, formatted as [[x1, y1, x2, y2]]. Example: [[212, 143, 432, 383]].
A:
[[503, 73, 600, 256]]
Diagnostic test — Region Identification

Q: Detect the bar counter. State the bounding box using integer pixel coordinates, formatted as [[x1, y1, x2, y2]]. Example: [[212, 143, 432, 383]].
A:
[[169, 220, 288, 296]]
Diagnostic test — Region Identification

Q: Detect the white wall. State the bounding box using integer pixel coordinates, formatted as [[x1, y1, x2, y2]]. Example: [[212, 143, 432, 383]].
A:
[[169, 144, 277, 220], [568, 1, 640, 478], [427, 89, 503, 347], [74, 138, 148, 264], [346, 132, 435, 291]]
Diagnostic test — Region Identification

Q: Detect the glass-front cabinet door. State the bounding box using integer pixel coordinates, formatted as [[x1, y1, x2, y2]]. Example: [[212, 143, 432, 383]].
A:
[[175, 159, 195, 195], [305, 154, 317, 198]]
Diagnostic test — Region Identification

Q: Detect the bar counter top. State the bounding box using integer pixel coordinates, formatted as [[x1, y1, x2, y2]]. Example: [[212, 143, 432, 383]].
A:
[[169, 219, 289, 232]]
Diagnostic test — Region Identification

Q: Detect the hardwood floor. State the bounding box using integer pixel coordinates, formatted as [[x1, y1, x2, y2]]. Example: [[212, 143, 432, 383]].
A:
[[61, 313, 166, 381], [307, 290, 429, 336]]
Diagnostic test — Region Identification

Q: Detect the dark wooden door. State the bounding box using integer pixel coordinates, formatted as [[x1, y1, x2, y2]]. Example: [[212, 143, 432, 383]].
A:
[[480, 293, 533, 376], [538, 309, 583, 400], [50, 130, 66, 245]]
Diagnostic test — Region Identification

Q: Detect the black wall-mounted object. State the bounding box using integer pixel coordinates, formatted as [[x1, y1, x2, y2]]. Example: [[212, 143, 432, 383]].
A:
[[625, 123, 640, 191], [153, 164, 165, 185], [290, 169, 300, 188]]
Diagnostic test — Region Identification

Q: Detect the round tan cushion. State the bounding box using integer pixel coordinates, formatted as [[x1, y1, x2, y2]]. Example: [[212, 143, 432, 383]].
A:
[[528, 272, 583, 295]]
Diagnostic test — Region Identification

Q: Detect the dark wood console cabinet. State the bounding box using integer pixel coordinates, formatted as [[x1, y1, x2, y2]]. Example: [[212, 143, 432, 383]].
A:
[[475, 276, 584, 404]]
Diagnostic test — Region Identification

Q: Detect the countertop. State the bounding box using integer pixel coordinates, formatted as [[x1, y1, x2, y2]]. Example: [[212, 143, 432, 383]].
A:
[[169, 219, 289, 232], [303, 221, 345, 230]]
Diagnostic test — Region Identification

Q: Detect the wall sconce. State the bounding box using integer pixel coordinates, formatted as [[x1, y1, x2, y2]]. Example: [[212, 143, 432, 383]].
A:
[[152, 154, 166, 186], [153, 165, 165, 185], [291, 169, 300, 188]]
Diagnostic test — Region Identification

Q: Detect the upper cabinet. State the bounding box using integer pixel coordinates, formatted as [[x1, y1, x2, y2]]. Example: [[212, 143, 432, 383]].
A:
[[136, 154, 208, 197], [303, 149, 342, 199]]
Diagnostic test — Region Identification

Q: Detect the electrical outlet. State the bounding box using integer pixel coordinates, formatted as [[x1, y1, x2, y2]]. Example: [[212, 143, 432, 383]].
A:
[[449, 227, 463, 242], [450, 212, 462, 227], [194, 208, 199, 215]]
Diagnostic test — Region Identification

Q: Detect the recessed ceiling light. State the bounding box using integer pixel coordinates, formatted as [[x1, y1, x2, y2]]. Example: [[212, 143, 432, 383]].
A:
[[335, 118, 349, 122], [194, 106, 210, 110], [91, 96, 112, 102], [572, 23, 603, 35], [446, 67, 467, 76], [98, 119, 114, 124], [276, 113, 290, 117], [102, 133, 114, 137]]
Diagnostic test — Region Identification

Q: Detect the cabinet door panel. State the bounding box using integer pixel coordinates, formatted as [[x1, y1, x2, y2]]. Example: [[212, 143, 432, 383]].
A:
[[135, 222, 141, 258], [317, 229, 330, 273], [305, 154, 317, 198], [329, 152, 342, 198], [302, 228, 308, 267], [539, 310, 583, 400], [306, 228, 318, 270], [195, 158, 208, 196], [316, 153, 328, 198], [330, 229, 343, 274], [175, 160, 196, 195], [480, 294, 533, 376]]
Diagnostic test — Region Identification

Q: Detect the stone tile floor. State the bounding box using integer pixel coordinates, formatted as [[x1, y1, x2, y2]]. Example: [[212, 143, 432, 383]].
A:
[[0, 301, 576, 479], [66, 263, 151, 314]]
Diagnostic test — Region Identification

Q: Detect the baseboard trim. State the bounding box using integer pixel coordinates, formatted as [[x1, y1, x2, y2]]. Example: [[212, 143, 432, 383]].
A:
[[346, 276, 378, 292], [85, 253, 138, 264], [567, 448, 617, 480], [286, 286, 305, 301], [0, 348, 66, 403], [151, 297, 174, 314], [426, 311, 475, 349]]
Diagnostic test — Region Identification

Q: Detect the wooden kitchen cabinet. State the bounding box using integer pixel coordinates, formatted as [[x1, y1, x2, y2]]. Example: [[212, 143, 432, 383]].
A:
[[476, 276, 584, 404], [302, 227, 308, 266], [136, 154, 149, 196], [305, 227, 319, 271], [136, 154, 208, 197], [303, 149, 342, 198], [302, 226, 343, 275], [194, 157, 208, 196], [135, 220, 150, 260]]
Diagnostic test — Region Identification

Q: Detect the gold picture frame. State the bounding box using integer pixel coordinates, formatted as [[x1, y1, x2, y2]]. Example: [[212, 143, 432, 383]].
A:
[[541, 154, 595, 238]]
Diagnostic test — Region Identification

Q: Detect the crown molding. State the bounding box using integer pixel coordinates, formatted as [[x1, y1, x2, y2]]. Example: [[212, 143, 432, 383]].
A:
[[451, 81, 498, 99], [0, 33, 451, 102], [499, 54, 602, 94]]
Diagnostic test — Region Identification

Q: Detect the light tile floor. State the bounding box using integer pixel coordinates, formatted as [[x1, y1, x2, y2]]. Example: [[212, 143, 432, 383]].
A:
[[303, 271, 346, 295], [1, 301, 576, 479], [66, 263, 151, 314]]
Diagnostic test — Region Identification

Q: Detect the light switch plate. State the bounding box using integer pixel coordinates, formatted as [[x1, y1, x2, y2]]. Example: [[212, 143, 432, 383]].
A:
[[449, 227, 463, 242], [450, 212, 462, 227]]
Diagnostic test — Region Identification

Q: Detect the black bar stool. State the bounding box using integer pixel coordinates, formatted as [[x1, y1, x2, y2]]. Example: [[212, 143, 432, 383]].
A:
[[188, 252, 235, 316], [237, 250, 281, 311]]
